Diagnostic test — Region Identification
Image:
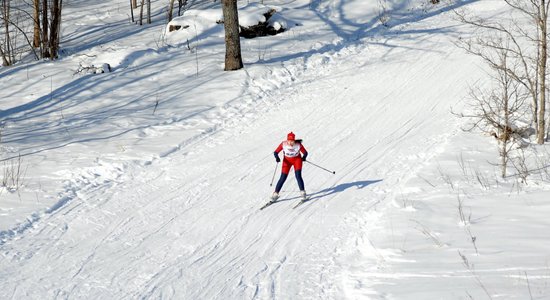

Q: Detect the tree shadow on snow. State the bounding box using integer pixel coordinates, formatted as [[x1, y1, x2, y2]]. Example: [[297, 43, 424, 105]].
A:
[[257, 0, 480, 66]]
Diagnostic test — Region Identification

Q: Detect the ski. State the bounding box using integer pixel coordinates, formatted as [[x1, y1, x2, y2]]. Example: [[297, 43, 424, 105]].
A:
[[260, 200, 277, 210], [292, 197, 310, 209], [261, 195, 310, 210]]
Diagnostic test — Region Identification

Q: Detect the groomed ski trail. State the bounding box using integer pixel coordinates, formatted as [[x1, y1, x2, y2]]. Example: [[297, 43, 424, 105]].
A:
[[0, 20, 478, 300]]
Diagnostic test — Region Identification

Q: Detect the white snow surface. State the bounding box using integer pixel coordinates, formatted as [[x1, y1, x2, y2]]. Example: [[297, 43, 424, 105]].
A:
[[1, 0, 550, 299]]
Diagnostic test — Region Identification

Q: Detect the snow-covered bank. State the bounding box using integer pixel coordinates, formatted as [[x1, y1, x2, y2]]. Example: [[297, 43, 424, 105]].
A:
[[1, 0, 549, 299]]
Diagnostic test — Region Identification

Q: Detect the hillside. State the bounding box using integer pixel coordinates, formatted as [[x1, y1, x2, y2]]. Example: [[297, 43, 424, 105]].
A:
[[1, 0, 549, 299]]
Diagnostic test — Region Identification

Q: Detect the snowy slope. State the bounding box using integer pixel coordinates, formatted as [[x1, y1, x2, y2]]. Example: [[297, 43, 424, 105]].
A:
[[1, 0, 550, 299]]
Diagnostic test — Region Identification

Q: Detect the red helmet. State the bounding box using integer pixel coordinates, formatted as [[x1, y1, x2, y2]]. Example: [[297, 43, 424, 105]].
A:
[[287, 132, 295, 141]]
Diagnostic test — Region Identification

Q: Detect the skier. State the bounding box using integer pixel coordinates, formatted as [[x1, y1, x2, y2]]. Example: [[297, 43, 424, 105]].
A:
[[272, 132, 308, 201]]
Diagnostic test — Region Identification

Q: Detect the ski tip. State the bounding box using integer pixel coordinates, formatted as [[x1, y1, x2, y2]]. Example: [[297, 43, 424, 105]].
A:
[[260, 200, 276, 210], [293, 197, 310, 209]]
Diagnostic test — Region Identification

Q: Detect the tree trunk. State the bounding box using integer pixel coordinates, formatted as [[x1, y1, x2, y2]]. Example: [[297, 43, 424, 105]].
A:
[[49, 0, 62, 59], [139, 0, 144, 25], [130, 0, 135, 22], [0, 44, 9, 66], [131, 0, 137, 9], [33, 0, 40, 48], [178, 0, 186, 16], [501, 136, 509, 178], [168, 0, 175, 22], [537, 0, 547, 144], [222, 0, 243, 71], [41, 0, 49, 57], [2, 0, 13, 65], [147, 0, 151, 24], [1, 0, 11, 65], [502, 66, 510, 178]]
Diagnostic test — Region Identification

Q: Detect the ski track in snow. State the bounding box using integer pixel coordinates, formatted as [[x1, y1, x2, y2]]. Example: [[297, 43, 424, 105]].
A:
[[0, 1, 491, 299], [2, 42, 466, 299]]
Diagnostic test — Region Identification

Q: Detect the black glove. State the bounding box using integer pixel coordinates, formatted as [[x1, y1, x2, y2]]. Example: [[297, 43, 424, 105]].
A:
[[302, 152, 308, 162], [274, 152, 281, 163]]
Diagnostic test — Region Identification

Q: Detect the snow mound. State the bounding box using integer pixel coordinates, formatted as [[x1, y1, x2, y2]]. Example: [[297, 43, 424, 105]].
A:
[[166, 3, 290, 43]]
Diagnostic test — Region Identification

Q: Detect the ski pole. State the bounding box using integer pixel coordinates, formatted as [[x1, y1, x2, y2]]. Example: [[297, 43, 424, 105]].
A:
[[306, 160, 336, 174], [270, 162, 279, 186]]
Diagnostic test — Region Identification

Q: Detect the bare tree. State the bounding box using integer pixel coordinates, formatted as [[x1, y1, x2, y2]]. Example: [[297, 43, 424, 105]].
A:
[[456, 0, 550, 144], [221, 0, 242, 71], [516, 0, 550, 145], [1, 0, 39, 65], [40, 0, 48, 57], [48, 0, 62, 59], [130, 0, 135, 23], [168, 0, 175, 22], [37, 0, 62, 59], [178, 0, 186, 16], [0, 0, 61, 65], [534, 0, 549, 145], [1, 0, 13, 66], [139, 0, 144, 25], [32, 0, 39, 47], [457, 40, 529, 177], [168, 0, 187, 22], [137, 0, 150, 25], [147, 0, 151, 24]]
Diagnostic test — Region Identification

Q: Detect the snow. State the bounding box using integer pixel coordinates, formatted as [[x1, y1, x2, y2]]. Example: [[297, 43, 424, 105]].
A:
[[1, 0, 550, 299], [166, 3, 292, 43]]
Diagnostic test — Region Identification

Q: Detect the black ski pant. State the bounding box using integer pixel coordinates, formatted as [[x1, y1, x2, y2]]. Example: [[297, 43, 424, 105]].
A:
[[274, 169, 305, 193]]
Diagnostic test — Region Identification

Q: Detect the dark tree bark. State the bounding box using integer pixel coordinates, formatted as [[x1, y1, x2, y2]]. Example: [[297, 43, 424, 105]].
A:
[[536, 0, 548, 144], [1, 0, 12, 65], [33, 0, 40, 47], [139, 0, 144, 25], [41, 0, 49, 57], [221, 0, 243, 71], [49, 0, 62, 59], [130, 0, 135, 22], [147, 0, 151, 24], [178, 0, 186, 16]]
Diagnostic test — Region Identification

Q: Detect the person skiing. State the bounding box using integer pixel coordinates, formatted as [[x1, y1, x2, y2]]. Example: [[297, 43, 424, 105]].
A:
[[272, 132, 308, 201]]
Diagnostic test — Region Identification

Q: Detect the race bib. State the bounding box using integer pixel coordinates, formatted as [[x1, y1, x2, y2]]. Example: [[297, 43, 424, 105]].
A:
[[283, 142, 301, 157]]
